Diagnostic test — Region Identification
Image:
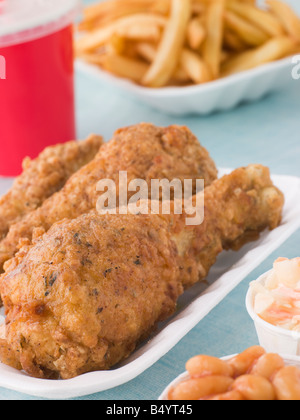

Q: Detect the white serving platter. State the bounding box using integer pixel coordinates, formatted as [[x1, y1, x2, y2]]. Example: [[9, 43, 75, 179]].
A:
[[158, 354, 300, 400], [76, 55, 297, 116], [0, 170, 299, 399]]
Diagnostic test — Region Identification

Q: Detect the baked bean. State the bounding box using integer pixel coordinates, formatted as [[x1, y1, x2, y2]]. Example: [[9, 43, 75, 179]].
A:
[[186, 355, 233, 378], [273, 366, 300, 401], [232, 374, 276, 400], [169, 375, 233, 400], [251, 353, 285, 380], [208, 391, 245, 401], [228, 346, 266, 377]]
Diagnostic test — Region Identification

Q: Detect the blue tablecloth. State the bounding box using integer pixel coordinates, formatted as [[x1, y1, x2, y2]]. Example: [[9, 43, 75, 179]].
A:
[[0, 0, 300, 400]]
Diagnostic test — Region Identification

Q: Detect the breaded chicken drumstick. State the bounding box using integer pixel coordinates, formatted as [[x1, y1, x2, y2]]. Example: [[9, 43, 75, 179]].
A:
[[0, 135, 103, 241], [0, 165, 284, 379], [0, 123, 217, 271]]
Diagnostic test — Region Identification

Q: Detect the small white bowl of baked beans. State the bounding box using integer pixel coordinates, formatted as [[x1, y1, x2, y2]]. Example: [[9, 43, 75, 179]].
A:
[[159, 346, 300, 400]]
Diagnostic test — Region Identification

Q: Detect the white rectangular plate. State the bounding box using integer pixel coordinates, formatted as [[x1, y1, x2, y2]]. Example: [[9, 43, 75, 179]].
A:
[[0, 170, 299, 399], [76, 56, 296, 116]]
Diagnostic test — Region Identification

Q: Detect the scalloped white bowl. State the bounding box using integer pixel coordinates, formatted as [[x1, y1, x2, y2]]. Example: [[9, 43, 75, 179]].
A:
[[158, 354, 300, 400], [246, 271, 300, 356]]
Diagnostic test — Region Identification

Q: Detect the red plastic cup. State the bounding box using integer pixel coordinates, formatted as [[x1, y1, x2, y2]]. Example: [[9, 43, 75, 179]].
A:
[[0, 0, 80, 176]]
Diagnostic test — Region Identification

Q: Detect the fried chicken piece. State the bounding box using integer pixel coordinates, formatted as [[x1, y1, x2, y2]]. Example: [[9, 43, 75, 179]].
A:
[[170, 164, 285, 288], [0, 123, 217, 271], [0, 135, 102, 241], [0, 165, 284, 379]]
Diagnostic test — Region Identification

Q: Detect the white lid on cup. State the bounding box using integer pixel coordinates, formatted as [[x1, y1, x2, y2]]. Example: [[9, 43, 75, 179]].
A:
[[0, 0, 81, 48]]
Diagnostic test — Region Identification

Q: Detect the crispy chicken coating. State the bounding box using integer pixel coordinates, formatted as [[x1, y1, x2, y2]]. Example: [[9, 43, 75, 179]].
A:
[[0, 165, 284, 379], [0, 213, 181, 379], [0, 135, 103, 241], [0, 123, 217, 271]]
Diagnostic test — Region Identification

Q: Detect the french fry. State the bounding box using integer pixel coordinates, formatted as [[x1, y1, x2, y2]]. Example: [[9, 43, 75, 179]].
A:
[[225, 10, 270, 46], [135, 43, 157, 62], [221, 36, 296, 77], [228, 0, 285, 37], [202, 0, 225, 79], [82, 0, 149, 21], [172, 66, 191, 84], [107, 33, 126, 55], [142, 0, 191, 87], [136, 42, 210, 84], [81, 0, 167, 29], [187, 18, 206, 50], [191, 2, 206, 15], [76, 14, 166, 54], [180, 49, 212, 84], [103, 44, 191, 85], [151, 0, 171, 15], [266, 0, 300, 43], [135, 43, 191, 83], [77, 53, 107, 66], [102, 54, 149, 82], [221, 50, 233, 64], [107, 36, 140, 59], [135, 42, 205, 84]]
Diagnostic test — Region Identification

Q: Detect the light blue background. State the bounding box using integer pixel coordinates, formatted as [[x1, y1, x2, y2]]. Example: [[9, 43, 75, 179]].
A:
[[0, 0, 299, 400]]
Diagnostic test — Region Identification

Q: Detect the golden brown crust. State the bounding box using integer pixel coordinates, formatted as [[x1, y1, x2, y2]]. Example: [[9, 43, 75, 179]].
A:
[[0, 135, 103, 241]]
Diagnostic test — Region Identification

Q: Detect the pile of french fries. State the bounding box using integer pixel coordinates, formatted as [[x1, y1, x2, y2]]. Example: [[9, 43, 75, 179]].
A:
[[75, 0, 300, 88]]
